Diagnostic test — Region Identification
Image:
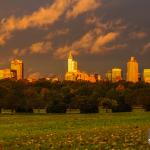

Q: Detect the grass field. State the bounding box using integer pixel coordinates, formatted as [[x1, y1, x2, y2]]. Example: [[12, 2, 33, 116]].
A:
[[0, 112, 150, 150]]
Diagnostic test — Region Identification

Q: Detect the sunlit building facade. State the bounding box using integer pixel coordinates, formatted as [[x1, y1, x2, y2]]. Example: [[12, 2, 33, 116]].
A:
[[27, 76, 38, 83], [94, 74, 102, 82], [112, 68, 122, 82], [0, 69, 15, 80], [65, 52, 97, 83], [126, 57, 139, 83], [65, 72, 77, 81], [76, 71, 96, 83], [105, 71, 112, 81], [68, 52, 78, 73], [46, 76, 59, 82], [11, 59, 24, 80], [143, 69, 150, 83]]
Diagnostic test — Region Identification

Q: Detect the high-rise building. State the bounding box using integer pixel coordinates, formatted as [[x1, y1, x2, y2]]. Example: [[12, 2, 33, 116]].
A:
[[11, 59, 24, 80], [105, 71, 112, 81], [68, 52, 78, 73], [65, 52, 97, 83], [126, 57, 139, 83], [143, 69, 150, 83], [112, 68, 122, 82]]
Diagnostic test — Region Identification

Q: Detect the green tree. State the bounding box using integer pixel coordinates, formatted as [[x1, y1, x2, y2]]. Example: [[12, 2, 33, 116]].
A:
[[100, 97, 118, 113], [47, 91, 67, 113]]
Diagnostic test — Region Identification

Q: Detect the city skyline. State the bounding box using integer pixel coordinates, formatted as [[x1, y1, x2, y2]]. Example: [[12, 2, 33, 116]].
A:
[[65, 52, 150, 82], [0, 0, 150, 78], [0, 54, 150, 81]]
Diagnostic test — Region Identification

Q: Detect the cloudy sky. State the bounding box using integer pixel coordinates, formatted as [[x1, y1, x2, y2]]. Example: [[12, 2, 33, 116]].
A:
[[0, 0, 150, 78]]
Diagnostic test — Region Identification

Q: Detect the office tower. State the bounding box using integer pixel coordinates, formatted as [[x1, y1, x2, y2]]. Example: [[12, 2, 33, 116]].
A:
[[11, 59, 24, 80], [68, 52, 78, 73], [126, 57, 139, 83], [112, 68, 122, 82], [65, 52, 96, 82], [105, 71, 112, 81], [143, 69, 150, 83]]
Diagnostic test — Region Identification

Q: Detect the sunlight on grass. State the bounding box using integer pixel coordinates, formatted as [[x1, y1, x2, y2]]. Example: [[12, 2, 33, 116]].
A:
[[0, 112, 150, 149]]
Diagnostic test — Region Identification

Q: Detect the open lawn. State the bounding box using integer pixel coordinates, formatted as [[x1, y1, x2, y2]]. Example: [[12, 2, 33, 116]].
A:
[[0, 112, 150, 150]]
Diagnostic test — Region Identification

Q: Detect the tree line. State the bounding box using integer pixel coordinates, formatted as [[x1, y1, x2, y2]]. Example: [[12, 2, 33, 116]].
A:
[[0, 79, 150, 113]]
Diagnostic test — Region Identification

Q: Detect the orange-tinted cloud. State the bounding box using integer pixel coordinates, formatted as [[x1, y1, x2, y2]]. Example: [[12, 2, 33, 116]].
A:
[[143, 42, 150, 53], [0, 0, 102, 46], [72, 31, 95, 50], [91, 32, 119, 53], [54, 46, 79, 59], [0, 0, 71, 45], [30, 41, 52, 54], [45, 28, 70, 40], [129, 31, 147, 39], [54, 29, 96, 58], [54, 30, 121, 59], [66, 0, 101, 19], [12, 41, 52, 56], [12, 48, 27, 57], [85, 16, 100, 25], [11, 27, 69, 57]]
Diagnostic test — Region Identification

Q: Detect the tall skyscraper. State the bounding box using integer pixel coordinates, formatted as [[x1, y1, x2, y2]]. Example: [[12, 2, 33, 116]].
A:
[[68, 52, 78, 73], [65, 52, 96, 82], [126, 57, 139, 83], [143, 69, 150, 83], [112, 68, 122, 82], [105, 71, 112, 81], [11, 59, 24, 80]]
